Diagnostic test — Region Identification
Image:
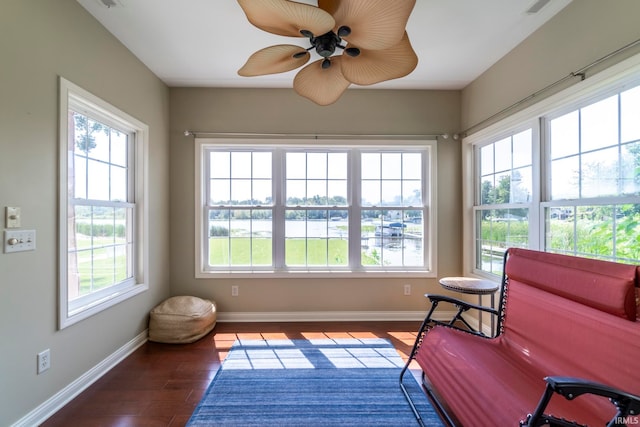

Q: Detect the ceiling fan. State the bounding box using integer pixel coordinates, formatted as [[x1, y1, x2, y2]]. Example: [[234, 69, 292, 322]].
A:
[[236, 0, 418, 106]]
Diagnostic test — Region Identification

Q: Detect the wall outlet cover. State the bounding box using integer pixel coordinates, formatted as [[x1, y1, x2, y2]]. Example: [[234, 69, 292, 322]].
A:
[[37, 349, 50, 374]]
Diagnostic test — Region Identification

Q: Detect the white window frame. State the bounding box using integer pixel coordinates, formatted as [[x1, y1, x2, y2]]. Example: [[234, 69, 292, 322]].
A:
[[195, 139, 437, 279], [463, 53, 640, 277], [58, 77, 148, 329], [471, 123, 541, 275]]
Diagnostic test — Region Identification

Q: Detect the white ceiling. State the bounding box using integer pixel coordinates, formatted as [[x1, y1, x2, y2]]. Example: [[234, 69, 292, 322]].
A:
[[77, 0, 572, 90]]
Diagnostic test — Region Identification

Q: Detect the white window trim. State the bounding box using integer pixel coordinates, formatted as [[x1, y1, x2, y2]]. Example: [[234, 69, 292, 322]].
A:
[[58, 77, 149, 329], [462, 52, 640, 276], [195, 138, 438, 279], [470, 121, 541, 277]]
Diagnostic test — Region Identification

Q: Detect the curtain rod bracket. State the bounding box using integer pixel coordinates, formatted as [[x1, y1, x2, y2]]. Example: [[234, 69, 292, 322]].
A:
[[571, 72, 586, 81]]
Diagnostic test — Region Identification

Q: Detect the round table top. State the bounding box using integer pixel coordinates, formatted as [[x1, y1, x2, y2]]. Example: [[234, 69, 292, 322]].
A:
[[438, 276, 499, 295]]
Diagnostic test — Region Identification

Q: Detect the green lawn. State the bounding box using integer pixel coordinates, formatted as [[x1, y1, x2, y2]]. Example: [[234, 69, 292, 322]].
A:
[[209, 237, 349, 266], [72, 236, 128, 294], [77, 251, 127, 293], [209, 237, 272, 266], [285, 239, 348, 266]]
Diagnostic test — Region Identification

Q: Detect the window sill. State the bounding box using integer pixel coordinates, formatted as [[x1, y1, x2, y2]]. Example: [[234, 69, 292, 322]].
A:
[[196, 270, 435, 279], [60, 283, 148, 329]]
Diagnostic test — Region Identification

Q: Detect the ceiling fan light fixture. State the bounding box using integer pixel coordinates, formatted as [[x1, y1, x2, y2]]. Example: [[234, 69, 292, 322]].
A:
[[337, 26, 351, 38], [345, 47, 360, 57]]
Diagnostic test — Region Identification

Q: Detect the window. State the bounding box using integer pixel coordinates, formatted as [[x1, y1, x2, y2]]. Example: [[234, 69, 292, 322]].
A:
[[197, 141, 436, 277], [285, 151, 348, 268], [59, 77, 148, 329], [544, 86, 640, 262], [207, 150, 274, 268], [474, 128, 535, 275], [467, 61, 640, 277], [360, 151, 426, 267]]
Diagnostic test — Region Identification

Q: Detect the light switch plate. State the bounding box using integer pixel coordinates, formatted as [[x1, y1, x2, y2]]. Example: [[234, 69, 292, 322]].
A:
[[5, 207, 21, 228], [4, 229, 36, 253]]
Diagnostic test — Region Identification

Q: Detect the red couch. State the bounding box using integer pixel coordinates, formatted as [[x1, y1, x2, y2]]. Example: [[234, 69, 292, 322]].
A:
[[400, 248, 640, 427]]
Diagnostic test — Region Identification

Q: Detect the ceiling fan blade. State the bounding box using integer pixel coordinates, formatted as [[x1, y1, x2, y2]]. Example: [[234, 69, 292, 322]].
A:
[[340, 31, 418, 86], [237, 0, 335, 38], [318, 0, 415, 50], [293, 57, 351, 106], [238, 45, 310, 77]]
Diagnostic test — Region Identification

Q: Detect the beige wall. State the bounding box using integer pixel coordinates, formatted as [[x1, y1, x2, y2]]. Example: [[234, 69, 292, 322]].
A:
[[461, 0, 640, 132], [0, 1, 170, 425], [169, 88, 462, 315]]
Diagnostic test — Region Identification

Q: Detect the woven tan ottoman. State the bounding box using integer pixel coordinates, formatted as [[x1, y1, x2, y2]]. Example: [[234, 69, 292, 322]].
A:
[[149, 296, 216, 343]]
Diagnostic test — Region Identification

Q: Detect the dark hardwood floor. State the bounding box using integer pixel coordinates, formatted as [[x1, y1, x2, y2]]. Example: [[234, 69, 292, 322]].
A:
[[42, 321, 423, 427]]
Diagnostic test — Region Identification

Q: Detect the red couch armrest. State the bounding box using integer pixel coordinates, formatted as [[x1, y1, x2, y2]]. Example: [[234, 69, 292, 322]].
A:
[[523, 376, 640, 427]]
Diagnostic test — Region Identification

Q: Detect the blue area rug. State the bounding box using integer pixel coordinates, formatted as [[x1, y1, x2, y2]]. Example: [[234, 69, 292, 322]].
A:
[[187, 338, 443, 426]]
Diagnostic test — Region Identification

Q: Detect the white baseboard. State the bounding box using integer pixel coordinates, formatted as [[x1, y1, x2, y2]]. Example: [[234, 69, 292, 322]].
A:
[[12, 330, 148, 427], [216, 310, 451, 323]]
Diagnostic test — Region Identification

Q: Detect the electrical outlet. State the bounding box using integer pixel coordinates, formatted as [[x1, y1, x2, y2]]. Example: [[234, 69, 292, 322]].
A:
[[231, 285, 239, 297], [403, 284, 411, 296], [37, 349, 50, 374]]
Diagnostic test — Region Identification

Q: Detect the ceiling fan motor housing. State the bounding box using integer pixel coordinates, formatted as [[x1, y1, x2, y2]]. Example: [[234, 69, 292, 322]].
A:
[[314, 31, 339, 57], [301, 26, 359, 67]]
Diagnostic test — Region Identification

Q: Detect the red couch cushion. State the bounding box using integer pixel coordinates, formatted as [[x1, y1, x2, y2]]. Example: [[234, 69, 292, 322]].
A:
[[506, 248, 637, 320], [417, 328, 546, 426], [416, 327, 617, 426], [503, 279, 640, 409]]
